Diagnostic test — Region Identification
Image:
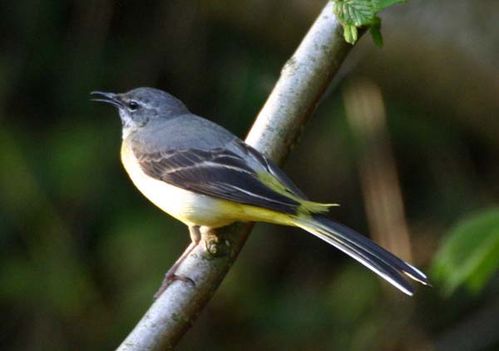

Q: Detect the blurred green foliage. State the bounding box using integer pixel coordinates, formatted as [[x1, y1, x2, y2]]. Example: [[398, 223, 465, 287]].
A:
[[433, 208, 499, 295], [0, 1, 498, 351]]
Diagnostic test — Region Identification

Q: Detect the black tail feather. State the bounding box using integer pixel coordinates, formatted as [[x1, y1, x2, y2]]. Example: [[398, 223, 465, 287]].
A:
[[296, 215, 429, 295]]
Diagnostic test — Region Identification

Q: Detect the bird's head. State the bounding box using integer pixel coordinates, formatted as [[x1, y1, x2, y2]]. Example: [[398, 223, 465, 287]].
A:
[[91, 87, 188, 136]]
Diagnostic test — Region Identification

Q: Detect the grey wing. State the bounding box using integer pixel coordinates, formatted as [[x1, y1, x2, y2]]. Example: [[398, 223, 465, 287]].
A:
[[135, 145, 302, 214], [142, 114, 306, 200]]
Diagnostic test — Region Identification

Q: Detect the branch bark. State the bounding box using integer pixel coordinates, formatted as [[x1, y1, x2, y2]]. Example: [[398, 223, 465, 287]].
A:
[[117, 2, 358, 350]]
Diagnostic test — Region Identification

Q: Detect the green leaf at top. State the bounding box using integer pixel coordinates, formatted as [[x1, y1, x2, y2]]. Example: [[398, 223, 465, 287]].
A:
[[334, 0, 376, 27], [432, 208, 499, 295], [331, 0, 405, 45], [369, 16, 383, 47], [373, 0, 405, 11], [343, 24, 359, 44]]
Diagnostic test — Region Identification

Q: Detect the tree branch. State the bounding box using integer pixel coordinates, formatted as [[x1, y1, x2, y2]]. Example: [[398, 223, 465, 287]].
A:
[[117, 2, 358, 350]]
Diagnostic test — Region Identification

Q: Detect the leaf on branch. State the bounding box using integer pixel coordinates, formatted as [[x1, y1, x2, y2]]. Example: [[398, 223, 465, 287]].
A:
[[331, 0, 405, 45], [432, 208, 499, 295], [369, 16, 383, 47]]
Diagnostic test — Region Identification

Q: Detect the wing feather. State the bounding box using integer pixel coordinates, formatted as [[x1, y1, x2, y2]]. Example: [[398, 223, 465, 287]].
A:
[[135, 146, 301, 214]]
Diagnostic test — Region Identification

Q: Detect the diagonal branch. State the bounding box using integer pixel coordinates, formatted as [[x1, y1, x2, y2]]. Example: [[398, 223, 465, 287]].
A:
[[117, 2, 360, 350]]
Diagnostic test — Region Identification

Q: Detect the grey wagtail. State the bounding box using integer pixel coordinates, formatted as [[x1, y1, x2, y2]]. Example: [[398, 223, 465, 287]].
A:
[[91, 87, 428, 295]]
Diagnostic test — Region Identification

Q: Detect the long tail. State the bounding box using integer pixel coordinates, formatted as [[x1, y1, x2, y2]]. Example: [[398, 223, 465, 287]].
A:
[[294, 214, 429, 295]]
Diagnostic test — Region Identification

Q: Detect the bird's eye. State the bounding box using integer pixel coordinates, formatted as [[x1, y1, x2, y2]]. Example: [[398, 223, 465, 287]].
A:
[[127, 100, 139, 111]]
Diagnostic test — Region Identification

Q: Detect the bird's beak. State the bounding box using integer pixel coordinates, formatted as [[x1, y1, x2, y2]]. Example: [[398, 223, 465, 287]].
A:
[[90, 91, 123, 108]]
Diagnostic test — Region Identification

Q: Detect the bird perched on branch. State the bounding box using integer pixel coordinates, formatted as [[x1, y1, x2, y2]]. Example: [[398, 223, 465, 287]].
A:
[[91, 87, 429, 296]]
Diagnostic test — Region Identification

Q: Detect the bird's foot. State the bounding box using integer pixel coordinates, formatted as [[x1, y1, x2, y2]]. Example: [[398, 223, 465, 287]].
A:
[[153, 229, 200, 299], [201, 226, 231, 258]]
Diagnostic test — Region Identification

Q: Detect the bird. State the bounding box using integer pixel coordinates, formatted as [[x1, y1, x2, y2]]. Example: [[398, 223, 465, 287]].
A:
[[91, 87, 429, 296]]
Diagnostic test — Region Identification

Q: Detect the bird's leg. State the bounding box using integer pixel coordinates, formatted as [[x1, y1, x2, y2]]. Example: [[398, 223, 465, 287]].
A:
[[154, 225, 201, 299], [200, 226, 231, 257]]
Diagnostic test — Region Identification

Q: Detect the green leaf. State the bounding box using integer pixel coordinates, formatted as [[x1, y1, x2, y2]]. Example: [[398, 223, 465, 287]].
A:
[[369, 16, 383, 47], [372, 0, 405, 12], [432, 208, 499, 295], [331, 0, 405, 45], [344, 24, 359, 44], [336, 0, 376, 26]]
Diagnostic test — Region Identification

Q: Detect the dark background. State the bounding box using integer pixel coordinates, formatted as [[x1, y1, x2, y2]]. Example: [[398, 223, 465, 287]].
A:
[[1, 1, 498, 350]]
